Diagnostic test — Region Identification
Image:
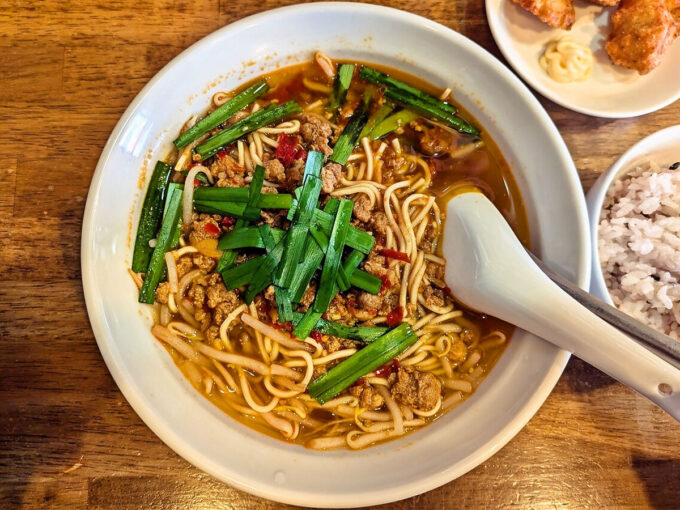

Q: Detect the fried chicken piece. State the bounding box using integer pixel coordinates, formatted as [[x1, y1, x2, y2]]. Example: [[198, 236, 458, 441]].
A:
[[588, 0, 620, 6], [605, 0, 679, 74], [510, 0, 575, 29]]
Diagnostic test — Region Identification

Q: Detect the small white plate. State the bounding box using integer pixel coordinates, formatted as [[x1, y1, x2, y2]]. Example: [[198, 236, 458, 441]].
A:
[[586, 125, 680, 302], [486, 0, 680, 118]]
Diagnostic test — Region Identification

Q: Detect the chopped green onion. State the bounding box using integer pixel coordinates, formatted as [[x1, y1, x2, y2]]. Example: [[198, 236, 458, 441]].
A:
[[349, 270, 381, 294], [243, 165, 265, 220], [138, 189, 183, 304], [338, 250, 363, 292], [164, 183, 184, 252], [193, 201, 246, 217], [293, 309, 323, 340], [291, 312, 388, 343], [360, 102, 394, 140], [326, 64, 356, 116], [132, 161, 173, 272], [329, 97, 371, 166], [216, 217, 247, 273], [193, 193, 292, 210], [179, 170, 209, 184], [312, 199, 353, 315], [195, 101, 302, 160], [275, 286, 293, 322], [275, 224, 309, 288], [221, 256, 263, 289], [307, 323, 417, 404], [244, 226, 287, 303], [173, 80, 269, 149], [289, 237, 325, 304], [383, 87, 479, 136], [323, 197, 340, 215], [358, 66, 457, 115], [369, 109, 419, 140], [218, 226, 285, 250]]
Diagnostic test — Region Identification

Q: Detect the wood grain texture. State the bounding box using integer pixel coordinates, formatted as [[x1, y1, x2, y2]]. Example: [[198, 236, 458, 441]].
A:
[[1, 1, 679, 509]]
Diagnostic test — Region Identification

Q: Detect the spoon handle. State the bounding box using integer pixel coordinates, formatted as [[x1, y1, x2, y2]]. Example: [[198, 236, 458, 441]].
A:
[[529, 252, 680, 369], [445, 193, 680, 421]]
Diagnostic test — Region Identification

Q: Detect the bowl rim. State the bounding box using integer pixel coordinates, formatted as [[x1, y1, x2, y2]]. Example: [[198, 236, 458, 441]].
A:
[[81, 3, 589, 506], [586, 125, 680, 303], [484, 0, 680, 119]]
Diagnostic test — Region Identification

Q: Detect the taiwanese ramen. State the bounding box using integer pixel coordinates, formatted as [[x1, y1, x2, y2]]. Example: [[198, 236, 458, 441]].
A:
[[130, 53, 529, 450]]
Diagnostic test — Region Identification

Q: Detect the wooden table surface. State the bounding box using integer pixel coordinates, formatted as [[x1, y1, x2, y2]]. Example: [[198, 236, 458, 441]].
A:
[[2, 1, 680, 508]]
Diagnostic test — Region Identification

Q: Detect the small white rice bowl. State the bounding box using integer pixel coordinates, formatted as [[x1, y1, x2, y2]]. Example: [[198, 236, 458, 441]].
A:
[[599, 159, 680, 339]]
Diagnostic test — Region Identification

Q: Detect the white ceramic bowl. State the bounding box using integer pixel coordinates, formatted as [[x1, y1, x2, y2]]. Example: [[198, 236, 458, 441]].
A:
[[486, 0, 680, 118], [81, 3, 590, 507], [586, 125, 680, 303]]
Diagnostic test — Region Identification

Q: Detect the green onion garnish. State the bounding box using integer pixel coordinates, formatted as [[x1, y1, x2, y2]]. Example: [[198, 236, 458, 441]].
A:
[[217, 226, 286, 250], [132, 161, 173, 272], [312, 199, 354, 314], [291, 312, 388, 343], [307, 323, 417, 403], [138, 188, 183, 304], [329, 97, 371, 166], [369, 109, 419, 140], [174, 80, 269, 149], [326, 63, 356, 116], [360, 102, 394, 140], [383, 87, 479, 136], [359, 66, 458, 115], [195, 100, 302, 160]]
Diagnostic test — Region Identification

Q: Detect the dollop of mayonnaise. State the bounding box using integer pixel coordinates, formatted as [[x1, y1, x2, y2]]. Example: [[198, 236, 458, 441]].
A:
[[539, 37, 593, 83]]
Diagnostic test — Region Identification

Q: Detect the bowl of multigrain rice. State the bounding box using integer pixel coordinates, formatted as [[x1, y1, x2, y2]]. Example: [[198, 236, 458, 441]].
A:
[[587, 125, 680, 340]]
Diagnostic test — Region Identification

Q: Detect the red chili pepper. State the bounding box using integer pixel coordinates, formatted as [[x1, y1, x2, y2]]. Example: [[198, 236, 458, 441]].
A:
[[379, 274, 392, 292], [256, 298, 269, 316], [346, 299, 358, 315], [379, 249, 410, 263], [188, 162, 199, 169], [217, 149, 228, 160], [353, 377, 366, 387], [220, 216, 236, 227], [270, 73, 305, 103], [276, 133, 299, 167], [273, 321, 294, 333], [310, 330, 323, 343], [374, 359, 399, 378], [386, 305, 404, 327], [193, 179, 202, 187], [321, 313, 329, 320], [295, 148, 307, 161], [203, 222, 220, 235], [443, 286, 453, 297]]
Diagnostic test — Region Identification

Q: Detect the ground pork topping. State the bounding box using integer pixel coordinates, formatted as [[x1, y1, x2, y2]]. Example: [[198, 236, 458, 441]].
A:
[[298, 282, 317, 312], [389, 366, 441, 411], [353, 195, 373, 223], [264, 158, 286, 184], [358, 291, 382, 311], [205, 277, 238, 310], [321, 162, 342, 193], [210, 154, 245, 188], [176, 255, 194, 278], [189, 214, 221, 245], [349, 382, 385, 409], [422, 285, 445, 309], [370, 212, 389, 238], [192, 254, 216, 272], [155, 281, 170, 304], [300, 113, 334, 155]]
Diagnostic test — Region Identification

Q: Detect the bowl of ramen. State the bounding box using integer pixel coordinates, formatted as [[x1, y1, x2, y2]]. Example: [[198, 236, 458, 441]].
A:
[[82, 3, 590, 507]]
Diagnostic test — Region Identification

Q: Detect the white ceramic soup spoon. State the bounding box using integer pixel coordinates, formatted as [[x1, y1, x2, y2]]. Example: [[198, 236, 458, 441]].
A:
[[443, 190, 680, 421]]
